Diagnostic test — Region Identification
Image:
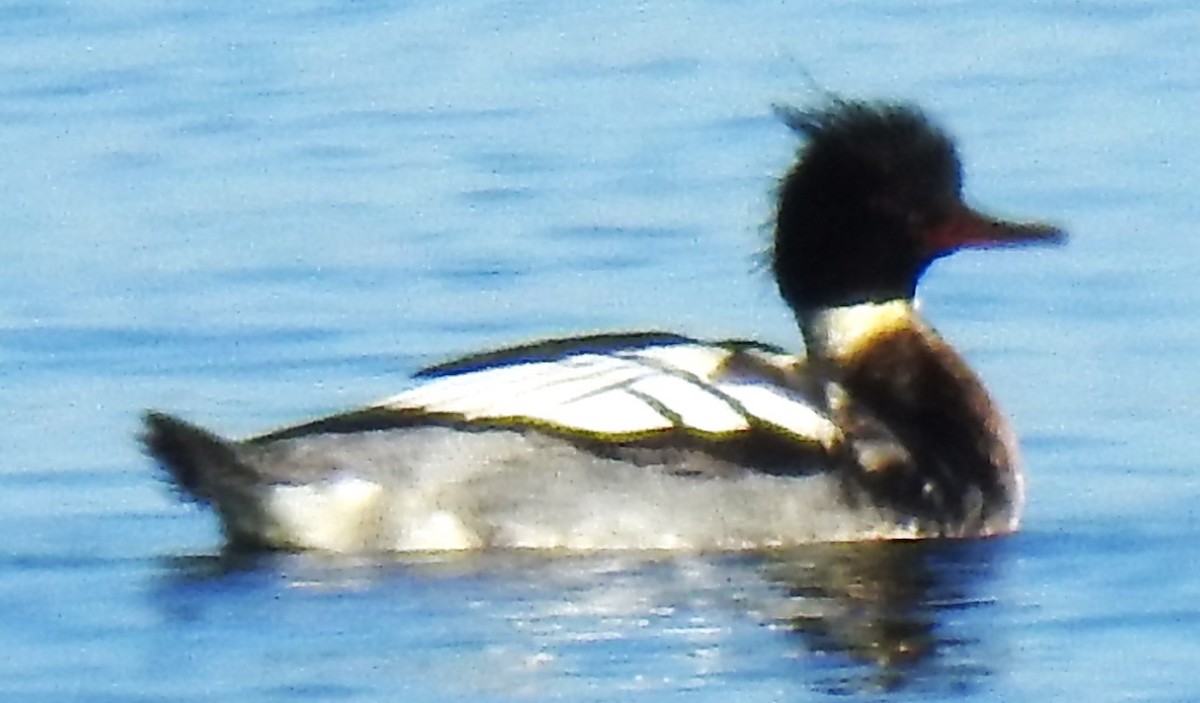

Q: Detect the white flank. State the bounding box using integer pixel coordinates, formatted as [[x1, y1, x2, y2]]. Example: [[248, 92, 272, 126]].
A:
[[264, 475, 388, 552]]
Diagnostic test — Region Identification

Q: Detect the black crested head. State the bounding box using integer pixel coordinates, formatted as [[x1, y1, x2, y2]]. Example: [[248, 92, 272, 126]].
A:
[[770, 98, 1063, 313], [771, 100, 960, 311]]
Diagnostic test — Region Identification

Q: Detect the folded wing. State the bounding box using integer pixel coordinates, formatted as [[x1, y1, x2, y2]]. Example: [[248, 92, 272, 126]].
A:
[[377, 333, 840, 446]]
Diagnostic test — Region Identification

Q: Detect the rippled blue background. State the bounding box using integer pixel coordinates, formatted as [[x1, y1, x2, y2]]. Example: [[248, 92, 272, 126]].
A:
[[2, 1, 1198, 700]]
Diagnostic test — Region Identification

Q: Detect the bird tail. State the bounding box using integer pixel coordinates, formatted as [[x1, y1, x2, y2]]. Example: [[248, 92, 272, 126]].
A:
[[141, 411, 267, 544], [140, 411, 244, 502]]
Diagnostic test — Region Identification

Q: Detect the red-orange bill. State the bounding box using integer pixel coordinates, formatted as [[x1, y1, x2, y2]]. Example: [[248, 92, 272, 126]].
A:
[[925, 206, 1066, 257]]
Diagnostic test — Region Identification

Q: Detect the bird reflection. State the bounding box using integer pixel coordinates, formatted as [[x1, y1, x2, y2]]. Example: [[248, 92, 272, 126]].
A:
[[753, 539, 1003, 694], [157, 538, 1007, 697]]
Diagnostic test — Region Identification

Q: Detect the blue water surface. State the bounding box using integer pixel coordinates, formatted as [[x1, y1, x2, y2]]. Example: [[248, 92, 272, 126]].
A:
[[2, 1, 1199, 700]]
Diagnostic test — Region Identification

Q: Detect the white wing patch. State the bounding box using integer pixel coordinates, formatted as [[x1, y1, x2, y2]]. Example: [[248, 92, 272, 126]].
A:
[[376, 341, 840, 445]]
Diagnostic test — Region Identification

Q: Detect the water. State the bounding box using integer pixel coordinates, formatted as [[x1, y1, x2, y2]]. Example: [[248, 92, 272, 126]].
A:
[[3, 0, 1199, 700]]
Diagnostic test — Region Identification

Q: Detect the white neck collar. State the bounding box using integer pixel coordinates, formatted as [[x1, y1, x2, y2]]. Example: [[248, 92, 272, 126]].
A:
[[801, 299, 920, 361]]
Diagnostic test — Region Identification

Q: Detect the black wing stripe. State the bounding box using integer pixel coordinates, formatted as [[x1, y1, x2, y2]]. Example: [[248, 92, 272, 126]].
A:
[[631, 350, 835, 445], [626, 387, 686, 429], [415, 331, 697, 379], [623, 347, 755, 427]]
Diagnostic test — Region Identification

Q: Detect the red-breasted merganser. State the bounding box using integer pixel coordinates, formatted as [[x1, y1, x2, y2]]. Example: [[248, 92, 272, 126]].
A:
[[142, 98, 1065, 552]]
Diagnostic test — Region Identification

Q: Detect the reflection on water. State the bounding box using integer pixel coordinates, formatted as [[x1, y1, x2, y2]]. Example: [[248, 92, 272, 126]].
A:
[[157, 540, 1005, 698], [761, 541, 999, 695]]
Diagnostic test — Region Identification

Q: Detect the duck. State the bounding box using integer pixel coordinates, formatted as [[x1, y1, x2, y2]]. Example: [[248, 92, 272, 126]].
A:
[[142, 97, 1065, 553]]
